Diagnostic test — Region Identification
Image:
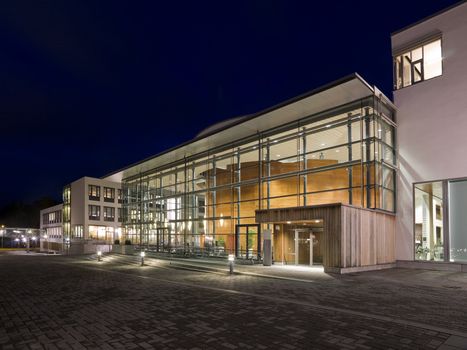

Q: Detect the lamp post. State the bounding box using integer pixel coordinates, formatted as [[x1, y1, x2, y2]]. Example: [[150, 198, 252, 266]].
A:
[[43, 234, 48, 253], [1, 225, 4, 248], [23, 237, 29, 253], [140, 251, 145, 266], [228, 254, 235, 275], [97, 250, 102, 262]]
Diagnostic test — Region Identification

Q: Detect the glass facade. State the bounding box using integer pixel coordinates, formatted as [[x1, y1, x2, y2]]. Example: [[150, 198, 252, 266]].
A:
[[449, 180, 467, 262], [414, 179, 467, 263], [122, 96, 396, 257], [414, 182, 444, 261], [62, 185, 71, 240]]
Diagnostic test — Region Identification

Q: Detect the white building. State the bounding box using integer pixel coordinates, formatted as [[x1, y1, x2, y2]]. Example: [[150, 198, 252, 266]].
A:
[[392, 1, 467, 268], [41, 176, 122, 254], [40, 203, 63, 252]]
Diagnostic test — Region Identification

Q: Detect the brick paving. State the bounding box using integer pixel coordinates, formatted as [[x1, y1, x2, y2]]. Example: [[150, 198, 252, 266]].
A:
[[0, 253, 467, 349]]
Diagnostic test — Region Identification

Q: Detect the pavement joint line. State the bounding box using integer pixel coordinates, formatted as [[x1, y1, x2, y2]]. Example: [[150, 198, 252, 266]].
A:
[[52, 257, 467, 339]]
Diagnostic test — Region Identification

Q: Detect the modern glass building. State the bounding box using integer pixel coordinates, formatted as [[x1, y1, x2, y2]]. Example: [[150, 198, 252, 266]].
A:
[[104, 74, 397, 273]]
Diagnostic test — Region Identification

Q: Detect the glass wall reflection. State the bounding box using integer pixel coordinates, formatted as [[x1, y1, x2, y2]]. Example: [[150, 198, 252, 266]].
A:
[[449, 180, 467, 262], [414, 182, 444, 261], [122, 96, 396, 256]]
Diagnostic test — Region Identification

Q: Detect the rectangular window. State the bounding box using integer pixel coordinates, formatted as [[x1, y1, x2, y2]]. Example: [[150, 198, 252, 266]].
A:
[[449, 180, 467, 262], [103, 187, 115, 203], [89, 205, 100, 220], [118, 189, 123, 203], [73, 225, 83, 239], [103, 206, 115, 222], [414, 182, 444, 261], [88, 185, 100, 201], [394, 38, 442, 90], [118, 208, 122, 222]]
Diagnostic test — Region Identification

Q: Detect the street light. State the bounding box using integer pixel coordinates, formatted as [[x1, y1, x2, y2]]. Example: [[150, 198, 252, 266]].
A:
[[228, 254, 235, 275], [22, 237, 29, 253], [97, 250, 102, 262], [43, 234, 49, 253], [0, 225, 4, 248], [140, 251, 145, 266]]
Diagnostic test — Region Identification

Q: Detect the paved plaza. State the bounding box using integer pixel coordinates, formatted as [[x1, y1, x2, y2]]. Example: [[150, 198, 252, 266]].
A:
[[1, 252, 467, 349]]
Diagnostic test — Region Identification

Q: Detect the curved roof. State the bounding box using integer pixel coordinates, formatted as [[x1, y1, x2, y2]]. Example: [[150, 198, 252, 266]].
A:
[[196, 115, 250, 138], [102, 73, 393, 183]]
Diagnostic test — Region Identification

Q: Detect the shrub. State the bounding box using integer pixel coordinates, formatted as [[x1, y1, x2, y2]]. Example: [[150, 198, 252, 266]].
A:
[[114, 239, 120, 245], [124, 239, 132, 245]]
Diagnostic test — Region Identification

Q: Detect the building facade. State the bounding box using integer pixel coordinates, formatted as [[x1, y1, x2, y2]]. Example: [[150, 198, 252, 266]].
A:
[[104, 74, 397, 273], [41, 176, 122, 253], [40, 203, 63, 252], [41, 2, 467, 273], [392, 1, 467, 267]]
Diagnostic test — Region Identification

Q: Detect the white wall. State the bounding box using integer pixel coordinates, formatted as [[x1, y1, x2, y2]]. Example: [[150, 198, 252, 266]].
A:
[[392, 3, 467, 260], [70, 176, 121, 240]]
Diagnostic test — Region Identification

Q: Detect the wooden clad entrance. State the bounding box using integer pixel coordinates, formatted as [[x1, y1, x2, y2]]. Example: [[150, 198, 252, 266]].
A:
[[255, 203, 396, 273]]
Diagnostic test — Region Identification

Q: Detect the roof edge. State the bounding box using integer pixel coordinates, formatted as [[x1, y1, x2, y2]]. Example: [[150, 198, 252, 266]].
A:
[[101, 73, 375, 180], [391, 0, 467, 36]]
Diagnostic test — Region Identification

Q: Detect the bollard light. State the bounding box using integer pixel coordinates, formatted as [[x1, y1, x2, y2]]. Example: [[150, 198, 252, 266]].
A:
[[97, 250, 102, 262], [140, 251, 145, 266], [228, 254, 235, 275]]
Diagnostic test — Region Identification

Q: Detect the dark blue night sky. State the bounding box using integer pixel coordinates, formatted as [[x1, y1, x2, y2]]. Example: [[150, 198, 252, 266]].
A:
[[0, 0, 460, 206]]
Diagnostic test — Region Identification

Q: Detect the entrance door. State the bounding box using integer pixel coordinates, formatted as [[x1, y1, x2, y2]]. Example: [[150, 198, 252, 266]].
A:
[[235, 224, 260, 259], [294, 229, 313, 265], [156, 227, 170, 252]]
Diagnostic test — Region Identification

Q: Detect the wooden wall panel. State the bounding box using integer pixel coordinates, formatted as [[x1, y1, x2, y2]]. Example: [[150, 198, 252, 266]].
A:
[[340, 206, 395, 268], [257, 204, 395, 269]]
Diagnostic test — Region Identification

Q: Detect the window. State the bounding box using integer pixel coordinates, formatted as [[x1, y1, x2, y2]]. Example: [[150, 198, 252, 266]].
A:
[[43, 210, 62, 225], [118, 208, 123, 222], [73, 225, 83, 239], [103, 206, 115, 222], [394, 39, 442, 89], [449, 180, 467, 262], [89, 205, 100, 220], [104, 187, 115, 203], [118, 189, 123, 203], [414, 182, 444, 261], [88, 185, 100, 201]]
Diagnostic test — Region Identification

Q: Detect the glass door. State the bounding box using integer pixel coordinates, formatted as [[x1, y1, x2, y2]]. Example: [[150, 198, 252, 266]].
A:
[[156, 227, 171, 252], [294, 229, 313, 265], [235, 224, 260, 259]]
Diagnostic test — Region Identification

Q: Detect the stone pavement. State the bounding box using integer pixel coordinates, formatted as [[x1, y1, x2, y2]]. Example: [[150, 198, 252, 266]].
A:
[[0, 252, 467, 349]]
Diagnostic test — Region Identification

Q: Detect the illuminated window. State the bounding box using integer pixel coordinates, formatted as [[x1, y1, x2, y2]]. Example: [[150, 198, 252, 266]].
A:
[[103, 187, 115, 203], [89, 205, 100, 220], [88, 185, 100, 201], [394, 39, 442, 89], [73, 225, 83, 238], [103, 207, 115, 222]]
